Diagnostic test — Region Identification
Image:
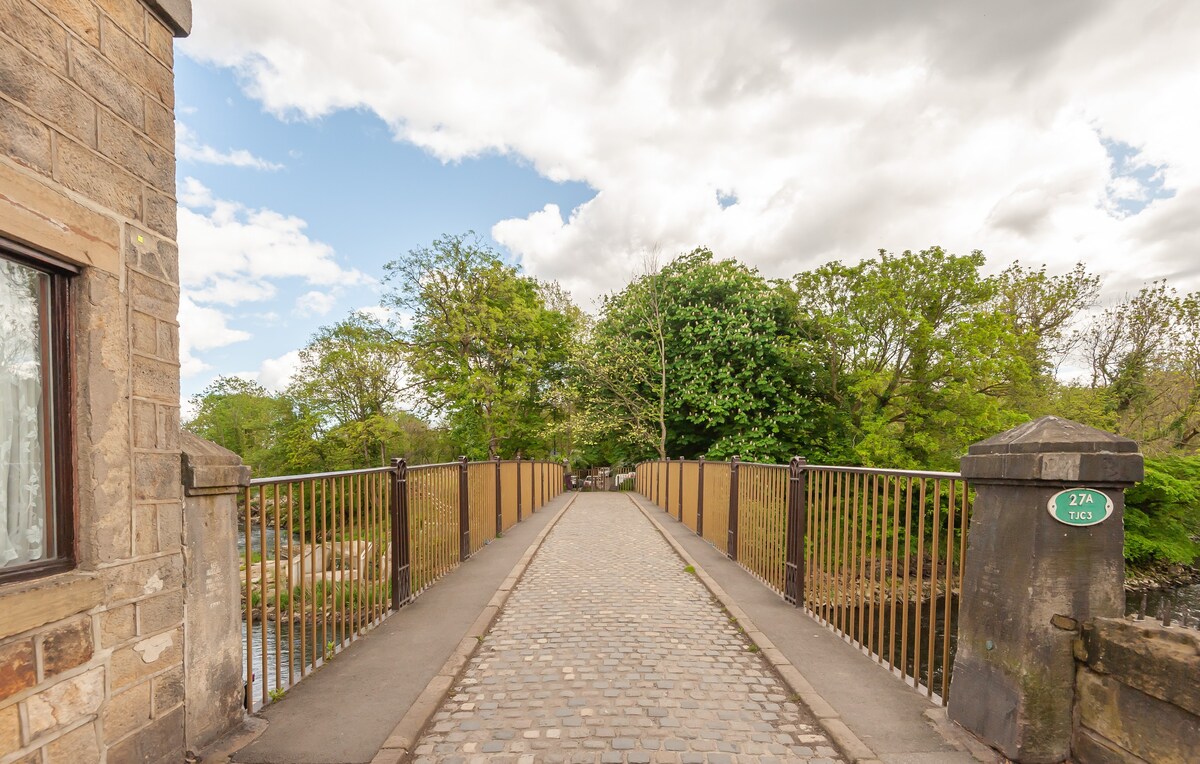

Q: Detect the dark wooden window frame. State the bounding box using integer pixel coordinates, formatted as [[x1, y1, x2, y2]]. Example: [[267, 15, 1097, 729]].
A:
[[0, 236, 78, 585]]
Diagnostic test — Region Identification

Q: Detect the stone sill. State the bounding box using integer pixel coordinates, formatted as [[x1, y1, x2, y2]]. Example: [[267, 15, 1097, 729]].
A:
[[0, 571, 102, 640], [144, 0, 192, 37]]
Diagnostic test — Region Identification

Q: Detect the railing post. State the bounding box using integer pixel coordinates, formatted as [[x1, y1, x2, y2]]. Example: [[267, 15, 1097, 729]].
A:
[[677, 456, 684, 521], [390, 458, 411, 609], [784, 456, 808, 606], [727, 456, 740, 560], [516, 455, 523, 521], [664, 458, 671, 513], [458, 456, 470, 561], [949, 417, 1143, 761], [493, 456, 502, 536], [562, 459, 569, 494], [696, 456, 705, 537]]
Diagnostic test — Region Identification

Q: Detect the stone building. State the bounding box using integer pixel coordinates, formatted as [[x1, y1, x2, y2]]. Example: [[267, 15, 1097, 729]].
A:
[[0, 1, 230, 762]]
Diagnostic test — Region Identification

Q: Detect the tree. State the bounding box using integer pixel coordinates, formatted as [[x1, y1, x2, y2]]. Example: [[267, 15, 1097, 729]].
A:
[[185, 376, 297, 475], [583, 249, 832, 463], [288, 312, 408, 466], [793, 248, 1027, 469], [1082, 284, 1200, 452], [382, 233, 573, 459]]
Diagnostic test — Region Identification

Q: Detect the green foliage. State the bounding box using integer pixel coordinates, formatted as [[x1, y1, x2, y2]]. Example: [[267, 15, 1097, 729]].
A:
[[794, 248, 1028, 469], [383, 233, 574, 459], [582, 249, 834, 463], [1123, 457, 1200, 567]]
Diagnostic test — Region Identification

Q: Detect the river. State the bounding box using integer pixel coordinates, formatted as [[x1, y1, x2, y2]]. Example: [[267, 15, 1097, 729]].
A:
[[1125, 582, 1200, 624]]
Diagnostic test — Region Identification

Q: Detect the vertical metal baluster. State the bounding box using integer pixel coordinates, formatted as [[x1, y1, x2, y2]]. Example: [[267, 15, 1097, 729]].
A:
[[867, 474, 879, 658], [942, 479, 957, 702], [899, 477, 913, 683], [244, 486, 254, 710], [857, 473, 869, 646], [258, 485, 267, 706], [913, 478, 927, 691], [298, 481, 307, 678], [926, 478, 941, 698], [286, 483, 295, 687]]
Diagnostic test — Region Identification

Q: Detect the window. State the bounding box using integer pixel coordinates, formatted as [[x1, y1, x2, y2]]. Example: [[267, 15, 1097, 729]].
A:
[[0, 239, 75, 582]]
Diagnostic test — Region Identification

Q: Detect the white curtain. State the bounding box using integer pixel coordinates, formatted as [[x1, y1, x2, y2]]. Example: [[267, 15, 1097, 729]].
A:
[[0, 259, 47, 569]]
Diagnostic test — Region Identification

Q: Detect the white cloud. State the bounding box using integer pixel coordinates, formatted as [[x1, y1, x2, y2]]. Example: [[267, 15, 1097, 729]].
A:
[[230, 350, 302, 394], [177, 178, 371, 375], [295, 290, 336, 316], [178, 178, 370, 304], [183, 1, 1200, 306], [176, 122, 283, 170], [178, 295, 251, 378]]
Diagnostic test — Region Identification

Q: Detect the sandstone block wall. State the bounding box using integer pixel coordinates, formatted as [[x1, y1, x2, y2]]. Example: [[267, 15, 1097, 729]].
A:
[[1073, 617, 1200, 764], [0, 1, 190, 761]]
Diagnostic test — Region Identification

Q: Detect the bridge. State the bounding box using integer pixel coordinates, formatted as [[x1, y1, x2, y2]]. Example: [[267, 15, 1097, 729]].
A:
[[191, 418, 1197, 764]]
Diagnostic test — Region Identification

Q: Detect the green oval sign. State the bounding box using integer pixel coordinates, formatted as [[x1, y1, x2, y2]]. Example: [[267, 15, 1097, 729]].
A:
[[1047, 488, 1113, 527]]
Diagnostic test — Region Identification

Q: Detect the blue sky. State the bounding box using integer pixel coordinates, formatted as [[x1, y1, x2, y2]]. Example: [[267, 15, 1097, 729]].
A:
[[176, 1, 1200, 409], [175, 55, 594, 403]]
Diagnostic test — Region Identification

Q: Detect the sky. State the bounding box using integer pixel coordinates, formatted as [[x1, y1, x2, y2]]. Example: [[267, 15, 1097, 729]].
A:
[[174, 1, 1200, 408]]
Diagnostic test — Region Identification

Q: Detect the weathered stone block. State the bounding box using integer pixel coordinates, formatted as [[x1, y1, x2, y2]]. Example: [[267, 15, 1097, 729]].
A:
[[142, 187, 177, 239], [137, 594, 183, 636], [51, 0, 101, 46], [68, 38, 143, 129], [151, 666, 183, 714], [1080, 617, 1200, 717], [102, 555, 182, 604], [1072, 726, 1148, 764], [145, 12, 173, 66], [0, 162, 121, 275], [98, 109, 173, 190], [1076, 668, 1198, 764], [0, 38, 97, 148], [156, 503, 182, 553], [157, 405, 179, 450], [131, 354, 180, 403], [132, 398, 157, 448], [131, 310, 158, 356], [0, 640, 36, 702], [0, 576, 103, 641], [55, 135, 143, 220], [144, 94, 173, 148], [0, 0, 70, 73], [25, 666, 105, 737], [102, 680, 152, 745], [126, 227, 179, 282], [96, 0, 145, 39], [129, 270, 177, 320], [99, 16, 173, 107], [100, 605, 136, 648], [0, 701, 19, 752], [43, 719, 100, 763], [105, 702, 183, 763], [156, 321, 178, 361], [111, 628, 181, 690], [0, 89, 53, 176], [134, 452, 181, 501], [133, 504, 160, 556], [40, 616, 93, 678]]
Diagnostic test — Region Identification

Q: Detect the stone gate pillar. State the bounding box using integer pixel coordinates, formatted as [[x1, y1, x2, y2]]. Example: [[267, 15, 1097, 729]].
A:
[[948, 417, 1143, 763]]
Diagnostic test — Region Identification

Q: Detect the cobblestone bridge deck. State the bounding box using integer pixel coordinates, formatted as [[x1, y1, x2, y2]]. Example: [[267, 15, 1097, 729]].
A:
[[411, 493, 843, 764]]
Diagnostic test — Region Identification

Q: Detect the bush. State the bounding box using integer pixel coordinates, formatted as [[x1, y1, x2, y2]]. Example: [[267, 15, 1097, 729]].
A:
[[1123, 456, 1200, 568]]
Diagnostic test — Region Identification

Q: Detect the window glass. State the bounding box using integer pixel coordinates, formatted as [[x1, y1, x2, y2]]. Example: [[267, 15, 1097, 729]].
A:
[[0, 256, 56, 570]]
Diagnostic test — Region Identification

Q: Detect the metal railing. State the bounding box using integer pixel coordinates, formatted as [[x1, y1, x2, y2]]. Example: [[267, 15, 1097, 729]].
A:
[[635, 457, 972, 705], [241, 457, 565, 710]]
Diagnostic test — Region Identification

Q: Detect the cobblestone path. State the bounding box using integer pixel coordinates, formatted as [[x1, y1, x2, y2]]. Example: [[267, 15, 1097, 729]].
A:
[[411, 493, 844, 764]]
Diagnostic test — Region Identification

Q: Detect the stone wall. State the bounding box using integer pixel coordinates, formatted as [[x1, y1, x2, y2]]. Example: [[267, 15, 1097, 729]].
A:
[[0, 1, 192, 762], [1073, 617, 1200, 763]]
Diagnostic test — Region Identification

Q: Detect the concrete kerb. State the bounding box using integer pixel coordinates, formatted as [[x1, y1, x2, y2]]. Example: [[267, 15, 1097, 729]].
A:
[[627, 494, 884, 764], [370, 492, 580, 764]]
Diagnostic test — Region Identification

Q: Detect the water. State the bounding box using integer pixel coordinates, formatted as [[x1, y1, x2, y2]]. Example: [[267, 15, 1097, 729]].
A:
[[238, 524, 302, 557], [1125, 582, 1200, 625]]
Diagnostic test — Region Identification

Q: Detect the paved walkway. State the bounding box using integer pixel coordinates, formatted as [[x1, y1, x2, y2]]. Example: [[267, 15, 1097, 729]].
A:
[[411, 493, 844, 764]]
